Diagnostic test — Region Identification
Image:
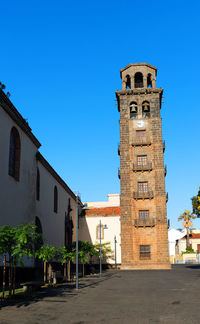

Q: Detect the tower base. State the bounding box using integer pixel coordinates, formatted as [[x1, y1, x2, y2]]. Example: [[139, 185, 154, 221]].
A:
[[120, 263, 171, 270]]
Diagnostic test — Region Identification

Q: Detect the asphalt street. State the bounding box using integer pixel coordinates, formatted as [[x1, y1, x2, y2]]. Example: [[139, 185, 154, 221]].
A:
[[0, 265, 200, 324]]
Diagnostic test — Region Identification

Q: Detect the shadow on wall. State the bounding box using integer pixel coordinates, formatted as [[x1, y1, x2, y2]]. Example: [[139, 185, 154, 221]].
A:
[[79, 214, 92, 243]]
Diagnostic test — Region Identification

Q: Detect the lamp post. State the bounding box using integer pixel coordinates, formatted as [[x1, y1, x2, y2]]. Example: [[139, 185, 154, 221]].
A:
[[75, 195, 88, 290], [114, 235, 117, 270], [99, 220, 108, 277], [75, 194, 79, 290]]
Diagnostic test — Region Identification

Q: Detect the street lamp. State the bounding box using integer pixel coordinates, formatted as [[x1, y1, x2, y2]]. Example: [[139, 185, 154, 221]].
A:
[[75, 195, 88, 290], [99, 220, 108, 277], [114, 235, 117, 270], [75, 194, 79, 290]]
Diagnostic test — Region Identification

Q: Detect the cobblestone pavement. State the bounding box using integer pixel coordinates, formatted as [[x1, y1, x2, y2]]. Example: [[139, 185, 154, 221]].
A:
[[1, 265, 200, 324]]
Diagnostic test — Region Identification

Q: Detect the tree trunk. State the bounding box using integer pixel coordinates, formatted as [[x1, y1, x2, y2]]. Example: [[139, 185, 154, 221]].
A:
[[48, 263, 52, 283], [11, 263, 14, 296], [44, 261, 47, 283], [67, 261, 70, 281], [12, 265, 16, 296], [64, 262, 67, 280], [186, 227, 190, 249], [2, 255, 6, 299], [82, 263, 85, 277], [8, 255, 12, 297]]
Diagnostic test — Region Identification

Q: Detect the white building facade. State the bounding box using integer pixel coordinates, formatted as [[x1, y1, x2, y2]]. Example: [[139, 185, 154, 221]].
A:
[[79, 194, 121, 266], [168, 228, 186, 263]]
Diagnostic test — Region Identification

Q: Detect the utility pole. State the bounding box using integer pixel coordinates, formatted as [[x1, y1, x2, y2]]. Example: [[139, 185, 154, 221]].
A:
[[114, 235, 117, 270], [76, 194, 79, 290], [99, 219, 102, 277]]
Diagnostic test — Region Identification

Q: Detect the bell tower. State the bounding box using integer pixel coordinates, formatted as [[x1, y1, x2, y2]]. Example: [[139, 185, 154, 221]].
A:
[[116, 63, 170, 269]]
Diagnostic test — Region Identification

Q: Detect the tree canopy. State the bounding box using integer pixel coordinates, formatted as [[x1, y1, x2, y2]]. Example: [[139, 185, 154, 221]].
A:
[[191, 186, 200, 218]]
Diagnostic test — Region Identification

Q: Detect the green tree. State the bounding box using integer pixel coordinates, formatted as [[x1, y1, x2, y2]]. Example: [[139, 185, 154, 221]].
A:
[[0, 223, 40, 296], [71, 241, 96, 277], [178, 210, 196, 249], [94, 242, 112, 258], [57, 246, 75, 281], [191, 186, 200, 218], [37, 245, 59, 283]]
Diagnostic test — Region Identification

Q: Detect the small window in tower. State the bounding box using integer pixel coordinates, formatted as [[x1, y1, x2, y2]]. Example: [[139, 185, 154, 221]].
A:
[[134, 72, 143, 88], [140, 245, 151, 260], [136, 130, 146, 141], [137, 155, 147, 166], [147, 74, 152, 88], [142, 101, 150, 118], [138, 182, 148, 193], [139, 210, 149, 220], [130, 101, 137, 119], [125, 75, 131, 89]]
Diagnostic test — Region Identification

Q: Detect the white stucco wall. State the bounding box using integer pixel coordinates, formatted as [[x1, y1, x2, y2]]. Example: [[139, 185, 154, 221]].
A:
[[0, 107, 37, 227], [0, 103, 77, 266], [36, 161, 76, 247], [168, 228, 186, 256], [79, 215, 121, 265]]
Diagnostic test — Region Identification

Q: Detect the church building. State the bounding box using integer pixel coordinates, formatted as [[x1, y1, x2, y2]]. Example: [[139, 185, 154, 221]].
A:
[[0, 87, 77, 268]]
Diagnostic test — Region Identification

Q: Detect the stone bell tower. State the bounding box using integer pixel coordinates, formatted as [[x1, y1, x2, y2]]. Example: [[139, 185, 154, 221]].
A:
[[116, 63, 170, 269]]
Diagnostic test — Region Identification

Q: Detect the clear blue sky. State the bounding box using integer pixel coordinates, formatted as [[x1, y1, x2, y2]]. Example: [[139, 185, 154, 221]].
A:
[[1, 0, 200, 228]]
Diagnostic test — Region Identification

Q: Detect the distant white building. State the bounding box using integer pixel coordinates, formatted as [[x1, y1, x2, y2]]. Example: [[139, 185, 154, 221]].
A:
[[86, 194, 120, 208], [168, 228, 187, 263], [80, 194, 121, 266], [0, 88, 77, 267]]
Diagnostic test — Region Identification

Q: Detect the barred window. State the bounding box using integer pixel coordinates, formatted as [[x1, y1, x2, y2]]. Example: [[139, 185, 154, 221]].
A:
[[138, 182, 148, 193], [136, 130, 146, 141], [140, 245, 151, 260], [139, 210, 149, 220], [137, 155, 147, 166]]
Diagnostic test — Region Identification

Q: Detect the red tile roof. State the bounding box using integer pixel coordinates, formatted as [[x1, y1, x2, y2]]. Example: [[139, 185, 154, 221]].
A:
[[85, 206, 120, 216], [182, 233, 200, 239]]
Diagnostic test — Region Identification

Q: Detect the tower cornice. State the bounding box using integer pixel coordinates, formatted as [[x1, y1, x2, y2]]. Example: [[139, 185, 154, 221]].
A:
[[115, 88, 163, 97], [120, 63, 157, 78]]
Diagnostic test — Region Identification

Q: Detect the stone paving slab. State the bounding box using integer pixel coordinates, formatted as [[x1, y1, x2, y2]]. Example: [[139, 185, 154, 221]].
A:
[[1, 265, 200, 323]]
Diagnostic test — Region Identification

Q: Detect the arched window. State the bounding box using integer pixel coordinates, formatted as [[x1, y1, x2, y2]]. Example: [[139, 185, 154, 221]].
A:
[[130, 101, 138, 119], [147, 74, 152, 88], [125, 75, 131, 89], [134, 72, 143, 88], [65, 211, 73, 247], [36, 168, 40, 201], [8, 127, 21, 181], [142, 101, 150, 118], [54, 186, 58, 213], [96, 224, 104, 239]]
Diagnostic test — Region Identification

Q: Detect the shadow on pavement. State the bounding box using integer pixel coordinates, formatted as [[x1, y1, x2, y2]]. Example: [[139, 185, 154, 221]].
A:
[[0, 271, 116, 310], [186, 264, 200, 269]]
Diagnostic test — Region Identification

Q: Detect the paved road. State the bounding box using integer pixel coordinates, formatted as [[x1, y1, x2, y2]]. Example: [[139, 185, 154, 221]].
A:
[[1, 265, 200, 324]]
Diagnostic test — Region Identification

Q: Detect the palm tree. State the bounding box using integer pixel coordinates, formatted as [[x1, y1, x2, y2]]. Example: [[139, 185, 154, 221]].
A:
[[178, 210, 196, 249]]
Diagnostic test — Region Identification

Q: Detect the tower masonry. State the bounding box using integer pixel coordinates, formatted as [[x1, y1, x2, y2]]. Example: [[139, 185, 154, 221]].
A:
[[116, 63, 170, 269]]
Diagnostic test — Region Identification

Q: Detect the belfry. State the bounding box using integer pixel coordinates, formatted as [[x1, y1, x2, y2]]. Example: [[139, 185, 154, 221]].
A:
[[116, 63, 170, 269]]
